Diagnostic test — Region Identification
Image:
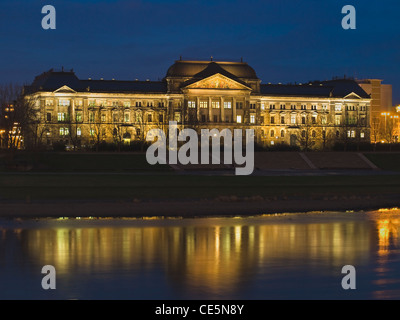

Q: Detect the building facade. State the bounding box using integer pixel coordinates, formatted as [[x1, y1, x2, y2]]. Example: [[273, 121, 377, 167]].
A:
[[23, 59, 371, 150], [357, 79, 392, 143]]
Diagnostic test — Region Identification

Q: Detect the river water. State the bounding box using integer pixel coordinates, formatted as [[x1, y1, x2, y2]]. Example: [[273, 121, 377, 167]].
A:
[[0, 209, 399, 300]]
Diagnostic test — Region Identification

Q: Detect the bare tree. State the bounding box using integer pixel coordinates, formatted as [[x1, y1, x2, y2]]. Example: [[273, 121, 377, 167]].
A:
[[88, 106, 104, 151], [297, 113, 314, 151], [112, 107, 125, 152], [370, 116, 380, 145], [67, 114, 82, 151], [134, 108, 150, 151], [0, 84, 45, 151]]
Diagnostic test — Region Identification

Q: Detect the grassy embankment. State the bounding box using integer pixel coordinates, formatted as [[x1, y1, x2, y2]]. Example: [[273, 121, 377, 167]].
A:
[[0, 152, 399, 203]]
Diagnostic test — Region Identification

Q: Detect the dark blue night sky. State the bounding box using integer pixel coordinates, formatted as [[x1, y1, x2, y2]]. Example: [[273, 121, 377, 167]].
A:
[[1, 0, 399, 103]]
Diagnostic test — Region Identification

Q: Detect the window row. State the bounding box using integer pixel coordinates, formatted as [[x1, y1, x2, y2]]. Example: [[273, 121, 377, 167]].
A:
[[46, 99, 166, 108], [49, 112, 160, 123], [269, 114, 366, 125], [265, 130, 365, 139]]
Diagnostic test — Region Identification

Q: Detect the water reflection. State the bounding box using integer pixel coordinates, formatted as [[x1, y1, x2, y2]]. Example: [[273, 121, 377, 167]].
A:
[[0, 210, 400, 299]]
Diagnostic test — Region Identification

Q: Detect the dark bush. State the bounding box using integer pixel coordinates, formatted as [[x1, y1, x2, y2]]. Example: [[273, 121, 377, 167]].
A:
[[52, 142, 66, 152]]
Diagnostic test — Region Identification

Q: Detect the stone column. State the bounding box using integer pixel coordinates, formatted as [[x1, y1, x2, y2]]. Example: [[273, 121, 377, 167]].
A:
[[196, 96, 200, 121], [232, 97, 237, 122], [220, 96, 224, 123], [70, 99, 75, 123], [208, 97, 212, 122]]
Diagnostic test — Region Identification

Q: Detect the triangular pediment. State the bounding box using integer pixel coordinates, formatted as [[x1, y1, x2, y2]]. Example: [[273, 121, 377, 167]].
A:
[[53, 85, 76, 93], [184, 73, 251, 90], [344, 92, 362, 99]]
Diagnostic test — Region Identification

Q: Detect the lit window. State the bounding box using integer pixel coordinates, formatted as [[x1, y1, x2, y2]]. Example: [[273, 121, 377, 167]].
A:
[[58, 99, 70, 106], [224, 101, 232, 109], [101, 114, 106, 122], [211, 101, 220, 109], [57, 113, 66, 122], [261, 103, 265, 110], [188, 101, 196, 108], [335, 115, 341, 125], [360, 132, 365, 138], [90, 129, 95, 136], [200, 101, 208, 108], [335, 104, 342, 112], [125, 113, 130, 123], [59, 128, 64, 136], [347, 130, 356, 138], [76, 112, 82, 122], [124, 101, 131, 107], [236, 115, 242, 123], [250, 114, 256, 124], [321, 116, 327, 125], [291, 114, 296, 124], [77, 128, 81, 136]]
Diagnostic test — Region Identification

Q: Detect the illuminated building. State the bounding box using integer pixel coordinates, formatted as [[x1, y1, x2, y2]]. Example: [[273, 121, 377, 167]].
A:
[[23, 59, 371, 149], [357, 79, 393, 143]]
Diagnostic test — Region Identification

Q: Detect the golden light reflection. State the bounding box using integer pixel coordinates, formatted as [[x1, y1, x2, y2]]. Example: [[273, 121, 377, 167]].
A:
[[0, 217, 375, 296], [377, 219, 399, 256]]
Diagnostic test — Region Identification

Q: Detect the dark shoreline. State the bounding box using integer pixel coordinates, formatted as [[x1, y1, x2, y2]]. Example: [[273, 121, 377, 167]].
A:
[[0, 194, 399, 219]]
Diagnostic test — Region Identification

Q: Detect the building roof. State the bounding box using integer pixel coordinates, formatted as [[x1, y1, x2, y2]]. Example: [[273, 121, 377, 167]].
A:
[[24, 65, 370, 100], [320, 79, 370, 98], [24, 69, 166, 94], [166, 60, 259, 79], [260, 83, 332, 97], [25, 69, 84, 93], [260, 79, 370, 99], [80, 80, 167, 93], [181, 62, 250, 88]]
